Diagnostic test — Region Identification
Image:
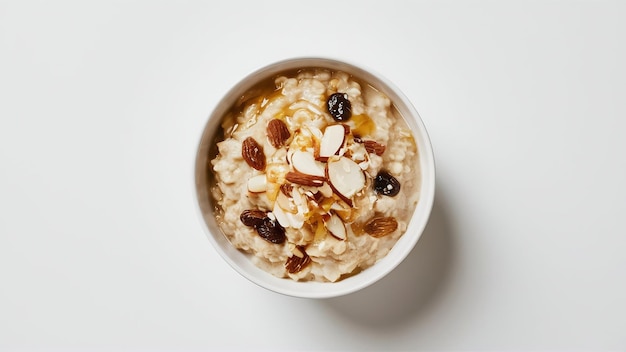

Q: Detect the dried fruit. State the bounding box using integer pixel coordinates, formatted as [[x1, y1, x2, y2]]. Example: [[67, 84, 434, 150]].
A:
[[267, 119, 291, 148], [241, 209, 287, 243], [255, 217, 286, 244], [240, 209, 268, 227], [285, 171, 325, 187], [327, 93, 352, 121], [374, 171, 401, 197], [363, 140, 386, 156], [364, 217, 398, 238], [285, 246, 312, 274], [242, 137, 266, 171]]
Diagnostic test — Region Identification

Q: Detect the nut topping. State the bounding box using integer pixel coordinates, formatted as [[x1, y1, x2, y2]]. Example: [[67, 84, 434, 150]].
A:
[[285, 171, 325, 187], [325, 156, 366, 206], [364, 216, 398, 238], [210, 68, 421, 282], [363, 140, 386, 156], [285, 246, 312, 274], [267, 119, 291, 148], [319, 124, 348, 161], [280, 183, 293, 197], [242, 137, 266, 171], [247, 174, 267, 193]]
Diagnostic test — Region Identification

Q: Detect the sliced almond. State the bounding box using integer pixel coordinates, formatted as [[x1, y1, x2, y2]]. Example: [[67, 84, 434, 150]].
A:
[[280, 183, 293, 197], [317, 182, 333, 198], [247, 174, 267, 193], [324, 213, 346, 240], [285, 246, 312, 274], [318, 124, 348, 161], [326, 156, 366, 206], [272, 202, 291, 228], [288, 243, 304, 258], [285, 171, 325, 187], [362, 140, 386, 156], [286, 211, 305, 229], [276, 191, 297, 213], [309, 191, 324, 203], [291, 150, 325, 177]]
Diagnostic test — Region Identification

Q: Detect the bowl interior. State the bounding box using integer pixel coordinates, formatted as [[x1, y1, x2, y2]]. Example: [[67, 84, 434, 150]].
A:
[[194, 57, 435, 298]]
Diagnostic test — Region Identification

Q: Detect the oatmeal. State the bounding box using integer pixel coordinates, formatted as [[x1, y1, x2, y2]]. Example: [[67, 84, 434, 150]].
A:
[[210, 68, 420, 282]]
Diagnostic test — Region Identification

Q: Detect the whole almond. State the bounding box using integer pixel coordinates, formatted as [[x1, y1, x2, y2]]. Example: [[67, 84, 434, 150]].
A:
[[267, 119, 291, 148], [242, 137, 266, 171], [364, 216, 398, 238], [285, 171, 325, 187]]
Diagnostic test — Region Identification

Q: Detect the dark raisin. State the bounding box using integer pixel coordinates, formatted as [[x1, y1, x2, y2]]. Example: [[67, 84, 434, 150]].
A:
[[240, 209, 267, 227], [374, 171, 401, 197], [327, 93, 352, 121], [255, 217, 286, 244]]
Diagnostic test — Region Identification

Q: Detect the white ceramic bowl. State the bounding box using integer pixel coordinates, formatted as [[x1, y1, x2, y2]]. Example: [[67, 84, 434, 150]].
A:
[[194, 57, 435, 299]]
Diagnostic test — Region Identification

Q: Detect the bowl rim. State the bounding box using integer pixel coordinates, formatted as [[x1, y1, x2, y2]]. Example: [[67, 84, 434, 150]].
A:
[[193, 56, 436, 299]]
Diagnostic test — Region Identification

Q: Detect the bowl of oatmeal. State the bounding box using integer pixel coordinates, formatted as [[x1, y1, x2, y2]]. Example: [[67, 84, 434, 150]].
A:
[[194, 57, 435, 298]]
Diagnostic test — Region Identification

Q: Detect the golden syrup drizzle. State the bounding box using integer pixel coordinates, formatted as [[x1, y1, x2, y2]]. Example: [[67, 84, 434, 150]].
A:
[[351, 114, 376, 137]]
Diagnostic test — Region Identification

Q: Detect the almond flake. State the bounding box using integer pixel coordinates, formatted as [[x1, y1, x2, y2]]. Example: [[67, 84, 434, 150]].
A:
[[363, 140, 386, 156], [280, 183, 293, 197], [285, 246, 312, 274], [285, 171, 325, 187]]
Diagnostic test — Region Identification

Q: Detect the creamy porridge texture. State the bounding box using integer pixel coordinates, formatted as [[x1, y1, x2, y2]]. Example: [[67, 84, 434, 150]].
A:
[[210, 68, 420, 282]]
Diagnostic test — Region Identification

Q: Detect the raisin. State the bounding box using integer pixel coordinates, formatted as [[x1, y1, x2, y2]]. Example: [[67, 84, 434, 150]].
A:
[[267, 119, 291, 148], [327, 93, 352, 121], [255, 218, 286, 244], [242, 137, 266, 171], [374, 171, 401, 197], [240, 209, 268, 227], [364, 216, 398, 237]]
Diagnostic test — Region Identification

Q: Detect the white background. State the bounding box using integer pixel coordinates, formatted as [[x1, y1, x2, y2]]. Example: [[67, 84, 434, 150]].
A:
[[1, 1, 625, 350]]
